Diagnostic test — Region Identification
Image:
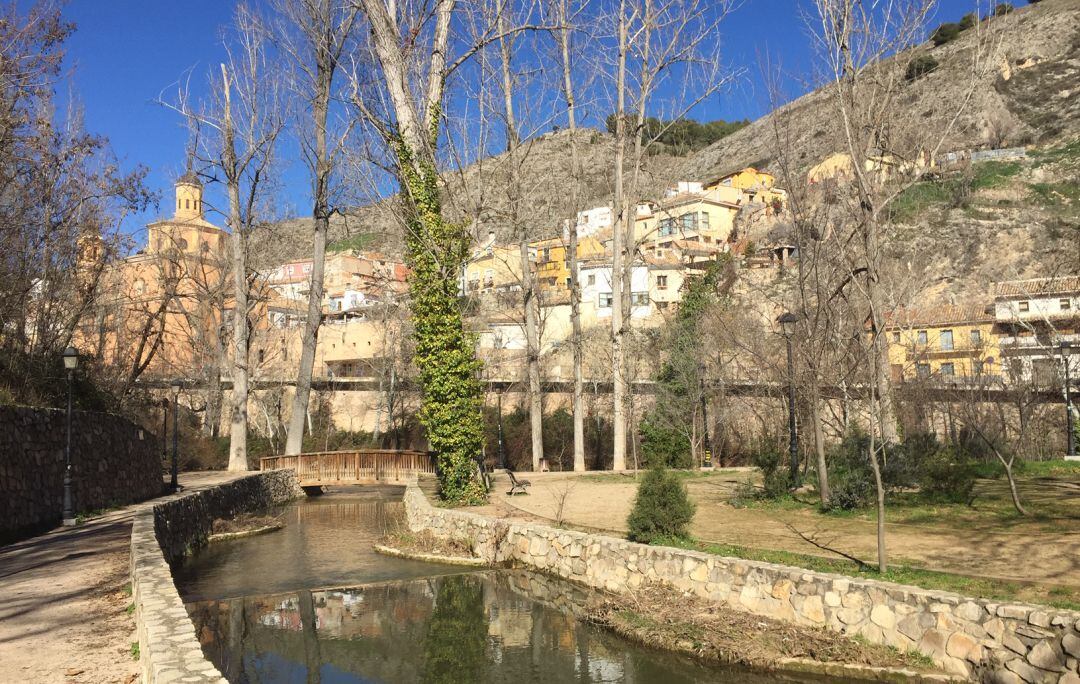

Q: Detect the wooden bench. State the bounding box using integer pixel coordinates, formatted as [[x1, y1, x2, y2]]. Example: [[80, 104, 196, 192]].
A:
[[506, 469, 531, 496]]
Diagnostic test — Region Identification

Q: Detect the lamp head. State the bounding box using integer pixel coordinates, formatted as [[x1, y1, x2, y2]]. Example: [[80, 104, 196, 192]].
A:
[[62, 346, 79, 370], [777, 312, 799, 337]]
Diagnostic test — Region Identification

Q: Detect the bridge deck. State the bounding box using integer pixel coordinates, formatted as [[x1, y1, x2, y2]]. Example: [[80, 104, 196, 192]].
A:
[[261, 450, 435, 486]]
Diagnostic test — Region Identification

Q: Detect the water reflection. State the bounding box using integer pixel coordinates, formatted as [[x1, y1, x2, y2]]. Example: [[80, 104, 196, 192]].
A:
[[189, 571, 814, 683], [179, 491, 831, 683], [174, 488, 468, 602]]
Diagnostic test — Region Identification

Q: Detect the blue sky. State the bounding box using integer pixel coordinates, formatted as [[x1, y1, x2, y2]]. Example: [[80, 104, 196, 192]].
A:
[[58, 0, 979, 239]]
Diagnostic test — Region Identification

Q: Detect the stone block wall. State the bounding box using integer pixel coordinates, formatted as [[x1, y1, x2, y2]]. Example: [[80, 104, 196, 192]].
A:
[[404, 485, 1080, 683], [131, 470, 304, 684], [0, 405, 163, 542]]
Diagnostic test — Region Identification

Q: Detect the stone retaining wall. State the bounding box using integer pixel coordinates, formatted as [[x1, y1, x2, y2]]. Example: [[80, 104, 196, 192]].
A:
[[1, 405, 163, 542], [130, 470, 304, 683], [404, 484, 1080, 683]]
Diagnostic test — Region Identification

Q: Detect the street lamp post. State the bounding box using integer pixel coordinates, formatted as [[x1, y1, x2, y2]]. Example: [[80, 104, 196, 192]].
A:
[[170, 379, 182, 492], [497, 392, 507, 470], [1063, 342, 1076, 459], [777, 312, 799, 485], [699, 360, 712, 469], [62, 347, 79, 527]]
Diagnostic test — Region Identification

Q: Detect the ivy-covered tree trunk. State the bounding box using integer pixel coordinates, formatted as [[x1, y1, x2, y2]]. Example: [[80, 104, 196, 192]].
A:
[[397, 146, 486, 504]]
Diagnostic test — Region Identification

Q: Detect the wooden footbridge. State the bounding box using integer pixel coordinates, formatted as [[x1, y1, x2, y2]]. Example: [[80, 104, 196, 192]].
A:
[[260, 449, 435, 487]]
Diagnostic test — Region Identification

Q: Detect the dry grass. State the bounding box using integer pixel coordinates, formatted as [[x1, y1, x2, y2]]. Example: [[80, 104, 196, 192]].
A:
[[588, 584, 937, 672], [380, 529, 474, 558]]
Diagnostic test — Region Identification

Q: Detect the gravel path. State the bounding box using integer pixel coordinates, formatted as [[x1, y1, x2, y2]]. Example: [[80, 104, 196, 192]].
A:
[[0, 472, 239, 684]]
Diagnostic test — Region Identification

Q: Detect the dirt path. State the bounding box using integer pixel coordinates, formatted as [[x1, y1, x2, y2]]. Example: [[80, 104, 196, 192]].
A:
[[0, 472, 238, 684], [489, 471, 1080, 587]]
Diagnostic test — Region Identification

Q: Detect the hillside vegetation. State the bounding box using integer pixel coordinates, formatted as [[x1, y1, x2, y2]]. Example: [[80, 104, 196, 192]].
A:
[[254, 0, 1080, 295]]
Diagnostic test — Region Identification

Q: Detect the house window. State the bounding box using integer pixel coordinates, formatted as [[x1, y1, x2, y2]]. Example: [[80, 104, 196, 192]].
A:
[[973, 360, 984, 375], [631, 292, 649, 306], [970, 329, 982, 346], [680, 213, 696, 232], [587, 274, 596, 286], [657, 301, 669, 310], [565, 277, 571, 288], [1018, 301, 1029, 312], [940, 362, 955, 376], [916, 363, 930, 378], [1061, 299, 1072, 311], [257, 349, 265, 364], [599, 293, 613, 308], [542, 248, 550, 262], [185, 199, 190, 209], [891, 332, 900, 344], [658, 218, 674, 237], [657, 275, 668, 290], [940, 330, 953, 351], [700, 212, 710, 230], [917, 330, 928, 345]]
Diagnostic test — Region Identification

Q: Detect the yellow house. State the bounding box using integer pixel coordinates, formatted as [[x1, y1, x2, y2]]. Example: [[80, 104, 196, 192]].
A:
[[463, 242, 525, 294], [634, 186, 742, 252], [705, 167, 787, 207], [532, 235, 607, 295], [883, 304, 1000, 382]]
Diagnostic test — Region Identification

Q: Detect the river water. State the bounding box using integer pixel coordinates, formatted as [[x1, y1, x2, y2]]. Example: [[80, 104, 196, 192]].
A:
[[176, 488, 829, 683]]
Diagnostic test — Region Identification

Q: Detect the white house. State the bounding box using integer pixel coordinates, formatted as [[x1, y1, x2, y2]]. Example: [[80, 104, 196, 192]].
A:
[[579, 260, 651, 320], [992, 276, 1080, 385]]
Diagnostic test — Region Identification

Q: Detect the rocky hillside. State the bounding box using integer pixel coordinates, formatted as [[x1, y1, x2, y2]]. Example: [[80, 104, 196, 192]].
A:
[[253, 0, 1080, 284], [677, 0, 1080, 184]]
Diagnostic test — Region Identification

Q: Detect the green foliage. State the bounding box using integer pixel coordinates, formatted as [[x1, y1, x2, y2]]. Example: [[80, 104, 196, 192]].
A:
[[394, 139, 486, 505], [483, 406, 612, 471], [604, 115, 748, 155], [640, 416, 692, 468], [642, 259, 727, 468], [626, 465, 697, 544], [971, 160, 1022, 189], [421, 576, 488, 683], [905, 55, 939, 82], [327, 232, 377, 253], [930, 23, 962, 46], [994, 3, 1014, 15]]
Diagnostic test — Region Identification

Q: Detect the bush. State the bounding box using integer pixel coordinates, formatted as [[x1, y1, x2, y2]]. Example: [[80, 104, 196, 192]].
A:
[[918, 446, 977, 504], [995, 3, 1014, 15], [640, 415, 692, 469], [749, 441, 791, 499], [931, 22, 962, 46], [905, 55, 939, 82], [824, 430, 877, 510], [626, 465, 696, 544]]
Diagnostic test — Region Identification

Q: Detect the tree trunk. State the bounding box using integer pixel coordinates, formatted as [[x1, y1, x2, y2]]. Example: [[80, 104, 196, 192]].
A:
[[285, 42, 333, 456], [221, 63, 249, 472], [522, 239, 544, 471], [555, 3, 585, 472], [810, 378, 828, 505], [609, 9, 630, 472]]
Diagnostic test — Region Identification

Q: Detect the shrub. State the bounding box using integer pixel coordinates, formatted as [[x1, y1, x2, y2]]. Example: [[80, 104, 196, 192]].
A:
[[905, 55, 939, 82], [626, 465, 696, 544], [749, 441, 791, 499], [919, 446, 977, 504], [931, 22, 962, 46], [824, 430, 877, 510], [640, 415, 692, 469], [994, 4, 1013, 16]]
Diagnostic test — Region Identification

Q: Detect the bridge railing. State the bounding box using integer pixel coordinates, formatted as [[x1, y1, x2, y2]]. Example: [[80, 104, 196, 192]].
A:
[[260, 449, 435, 485]]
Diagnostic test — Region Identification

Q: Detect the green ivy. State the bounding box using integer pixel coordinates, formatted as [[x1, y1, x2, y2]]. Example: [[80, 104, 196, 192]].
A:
[[394, 137, 486, 505]]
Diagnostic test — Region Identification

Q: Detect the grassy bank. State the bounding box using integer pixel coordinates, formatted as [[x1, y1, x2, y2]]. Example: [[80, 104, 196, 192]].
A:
[[654, 535, 1080, 611]]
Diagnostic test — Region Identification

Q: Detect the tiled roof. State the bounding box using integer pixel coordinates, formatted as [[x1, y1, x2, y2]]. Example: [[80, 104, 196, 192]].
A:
[[884, 303, 994, 328], [991, 276, 1080, 298]]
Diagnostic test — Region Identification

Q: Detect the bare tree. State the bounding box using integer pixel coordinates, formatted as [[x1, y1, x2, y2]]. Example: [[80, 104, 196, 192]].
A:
[[805, 0, 996, 570], [603, 0, 733, 470], [276, 0, 359, 455]]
